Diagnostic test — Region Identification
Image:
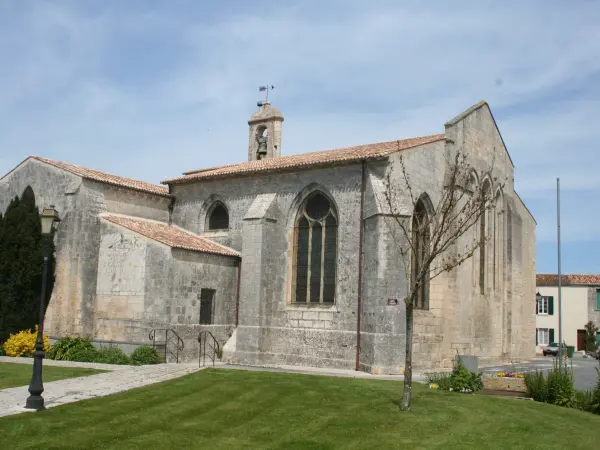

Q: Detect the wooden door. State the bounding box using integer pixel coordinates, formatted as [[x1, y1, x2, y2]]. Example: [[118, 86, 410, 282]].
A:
[[199, 289, 215, 325]]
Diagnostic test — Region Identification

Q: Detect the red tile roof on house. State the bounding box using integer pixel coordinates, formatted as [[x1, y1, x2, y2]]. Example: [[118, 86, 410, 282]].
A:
[[102, 214, 240, 258], [537, 274, 600, 286], [162, 134, 445, 185], [30, 156, 171, 197]]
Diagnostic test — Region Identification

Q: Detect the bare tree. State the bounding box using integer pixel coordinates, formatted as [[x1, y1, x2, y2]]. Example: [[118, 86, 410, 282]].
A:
[[379, 143, 503, 411]]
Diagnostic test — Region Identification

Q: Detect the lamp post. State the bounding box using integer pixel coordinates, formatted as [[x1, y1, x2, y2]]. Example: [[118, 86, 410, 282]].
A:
[[25, 205, 60, 411], [535, 292, 541, 313]]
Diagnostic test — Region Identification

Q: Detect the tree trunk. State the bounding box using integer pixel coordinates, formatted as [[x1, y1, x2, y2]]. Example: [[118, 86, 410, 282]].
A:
[[401, 300, 414, 411]]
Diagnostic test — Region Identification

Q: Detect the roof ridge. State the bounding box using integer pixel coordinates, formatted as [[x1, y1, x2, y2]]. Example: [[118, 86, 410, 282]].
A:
[[182, 134, 443, 176], [165, 133, 445, 184], [30, 156, 171, 197], [536, 273, 600, 286]]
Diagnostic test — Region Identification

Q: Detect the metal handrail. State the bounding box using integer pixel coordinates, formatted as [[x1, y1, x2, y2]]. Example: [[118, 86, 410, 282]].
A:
[[149, 328, 185, 363], [198, 331, 219, 368]]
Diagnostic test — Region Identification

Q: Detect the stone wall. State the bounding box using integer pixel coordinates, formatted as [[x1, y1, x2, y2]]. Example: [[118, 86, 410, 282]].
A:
[[0, 158, 173, 340], [170, 103, 536, 373], [93, 221, 238, 362], [0, 159, 90, 337], [172, 164, 365, 370], [1, 101, 536, 372], [587, 287, 600, 326], [93, 221, 149, 342]]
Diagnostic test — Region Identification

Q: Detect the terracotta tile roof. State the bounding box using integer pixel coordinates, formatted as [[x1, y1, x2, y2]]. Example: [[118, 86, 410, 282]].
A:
[[163, 134, 445, 184], [102, 214, 240, 258], [30, 156, 171, 197], [537, 274, 600, 286]]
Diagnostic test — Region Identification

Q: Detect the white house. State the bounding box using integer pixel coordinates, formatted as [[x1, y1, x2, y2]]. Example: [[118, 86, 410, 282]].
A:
[[536, 274, 600, 354]]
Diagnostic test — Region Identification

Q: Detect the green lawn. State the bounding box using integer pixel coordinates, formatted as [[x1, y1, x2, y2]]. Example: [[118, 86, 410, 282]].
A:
[[0, 362, 106, 390], [1, 369, 598, 449]]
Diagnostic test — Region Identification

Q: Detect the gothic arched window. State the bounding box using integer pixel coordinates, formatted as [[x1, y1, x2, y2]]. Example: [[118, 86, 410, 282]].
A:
[[479, 180, 492, 294], [292, 192, 338, 304], [411, 197, 430, 310], [207, 202, 229, 231]]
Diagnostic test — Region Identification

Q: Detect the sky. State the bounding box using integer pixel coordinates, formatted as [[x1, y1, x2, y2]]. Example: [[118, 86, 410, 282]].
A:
[[0, 0, 599, 274]]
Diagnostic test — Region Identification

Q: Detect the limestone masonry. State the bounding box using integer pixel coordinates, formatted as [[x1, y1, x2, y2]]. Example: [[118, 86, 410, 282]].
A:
[[0, 100, 536, 373]]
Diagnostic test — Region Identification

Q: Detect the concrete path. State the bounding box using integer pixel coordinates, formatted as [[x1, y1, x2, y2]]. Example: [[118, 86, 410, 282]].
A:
[[0, 357, 201, 418]]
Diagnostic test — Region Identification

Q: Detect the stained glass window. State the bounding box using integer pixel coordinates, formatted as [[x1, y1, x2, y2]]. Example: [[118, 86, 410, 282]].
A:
[[293, 193, 337, 304]]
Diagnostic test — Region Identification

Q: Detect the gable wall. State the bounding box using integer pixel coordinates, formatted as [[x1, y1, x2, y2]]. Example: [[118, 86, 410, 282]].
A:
[[171, 164, 365, 369], [0, 159, 173, 341], [440, 105, 535, 366]]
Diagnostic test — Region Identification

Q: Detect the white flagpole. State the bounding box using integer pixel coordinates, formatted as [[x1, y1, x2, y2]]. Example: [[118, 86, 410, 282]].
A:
[[557, 177, 563, 369]]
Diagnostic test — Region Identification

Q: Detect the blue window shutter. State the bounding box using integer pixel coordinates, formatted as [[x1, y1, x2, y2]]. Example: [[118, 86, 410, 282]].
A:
[[596, 290, 600, 310], [549, 329, 555, 343], [548, 296, 554, 315], [536, 329, 538, 345]]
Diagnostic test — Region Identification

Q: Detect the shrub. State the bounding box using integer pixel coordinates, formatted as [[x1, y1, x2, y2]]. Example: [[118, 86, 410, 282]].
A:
[[524, 370, 548, 403], [574, 389, 595, 413], [2, 326, 50, 357], [584, 321, 599, 353], [592, 365, 600, 415], [68, 347, 101, 363], [525, 359, 575, 408], [425, 372, 453, 391], [47, 337, 95, 361], [547, 359, 575, 407], [425, 358, 483, 393], [97, 345, 130, 365], [130, 346, 160, 365], [450, 358, 483, 393]]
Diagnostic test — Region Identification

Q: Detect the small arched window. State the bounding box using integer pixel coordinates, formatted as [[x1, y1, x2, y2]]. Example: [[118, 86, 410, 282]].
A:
[[292, 192, 338, 304], [207, 202, 229, 231], [412, 197, 430, 310]]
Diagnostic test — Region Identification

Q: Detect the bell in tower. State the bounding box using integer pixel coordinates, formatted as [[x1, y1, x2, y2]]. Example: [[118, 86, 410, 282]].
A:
[[248, 101, 284, 162]]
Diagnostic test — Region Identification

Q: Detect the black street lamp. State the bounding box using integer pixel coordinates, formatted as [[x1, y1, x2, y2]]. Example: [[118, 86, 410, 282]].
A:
[[25, 205, 61, 411], [535, 291, 542, 313]]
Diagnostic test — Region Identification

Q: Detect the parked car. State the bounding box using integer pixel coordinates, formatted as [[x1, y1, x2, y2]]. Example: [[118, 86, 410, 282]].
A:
[[542, 342, 566, 357]]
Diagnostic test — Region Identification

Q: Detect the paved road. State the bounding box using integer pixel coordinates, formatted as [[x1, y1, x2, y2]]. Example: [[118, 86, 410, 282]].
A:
[[482, 356, 599, 390]]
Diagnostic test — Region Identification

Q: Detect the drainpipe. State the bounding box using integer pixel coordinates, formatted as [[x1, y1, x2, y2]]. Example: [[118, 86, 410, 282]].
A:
[[235, 258, 242, 326], [355, 160, 367, 371]]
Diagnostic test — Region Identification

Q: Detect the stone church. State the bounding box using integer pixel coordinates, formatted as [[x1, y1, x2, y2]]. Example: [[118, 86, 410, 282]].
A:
[[0, 100, 536, 373]]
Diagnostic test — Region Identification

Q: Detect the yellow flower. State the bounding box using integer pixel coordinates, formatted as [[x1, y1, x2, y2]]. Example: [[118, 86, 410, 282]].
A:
[[2, 326, 50, 357], [429, 383, 439, 389], [496, 372, 506, 377]]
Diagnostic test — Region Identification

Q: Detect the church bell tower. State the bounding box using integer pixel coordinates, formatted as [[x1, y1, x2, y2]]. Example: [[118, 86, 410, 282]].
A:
[[248, 101, 284, 162]]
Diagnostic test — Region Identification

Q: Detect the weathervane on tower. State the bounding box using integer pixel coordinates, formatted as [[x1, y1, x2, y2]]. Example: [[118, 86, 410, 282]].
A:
[[257, 85, 274, 106]]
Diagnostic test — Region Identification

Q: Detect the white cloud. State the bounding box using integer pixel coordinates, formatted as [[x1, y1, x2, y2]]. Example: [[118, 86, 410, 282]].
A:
[[1, 0, 600, 252]]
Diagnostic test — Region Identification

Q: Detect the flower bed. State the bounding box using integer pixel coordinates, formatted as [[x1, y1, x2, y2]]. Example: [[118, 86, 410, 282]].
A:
[[494, 371, 525, 378], [483, 373, 527, 393]]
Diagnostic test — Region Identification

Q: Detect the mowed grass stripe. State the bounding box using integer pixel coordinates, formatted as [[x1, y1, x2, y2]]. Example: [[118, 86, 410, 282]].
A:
[[0, 368, 598, 449]]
